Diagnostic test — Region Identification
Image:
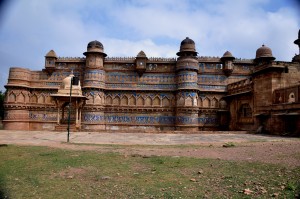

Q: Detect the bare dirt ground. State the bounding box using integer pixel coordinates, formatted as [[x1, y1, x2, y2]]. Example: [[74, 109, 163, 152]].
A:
[[1, 130, 300, 167]]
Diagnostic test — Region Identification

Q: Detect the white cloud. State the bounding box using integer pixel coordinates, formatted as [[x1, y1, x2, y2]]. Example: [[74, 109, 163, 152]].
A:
[[104, 38, 177, 57], [0, 0, 299, 91]]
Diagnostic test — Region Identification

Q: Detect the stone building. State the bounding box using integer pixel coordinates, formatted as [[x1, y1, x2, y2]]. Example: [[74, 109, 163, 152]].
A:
[[3, 30, 300, 135]]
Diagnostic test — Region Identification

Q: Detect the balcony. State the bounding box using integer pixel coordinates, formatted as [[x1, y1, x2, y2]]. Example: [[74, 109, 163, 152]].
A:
[[227, 78, 253, 96]]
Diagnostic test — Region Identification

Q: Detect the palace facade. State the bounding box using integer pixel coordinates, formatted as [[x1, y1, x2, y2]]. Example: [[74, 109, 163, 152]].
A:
[[3, 30, 300, 135]]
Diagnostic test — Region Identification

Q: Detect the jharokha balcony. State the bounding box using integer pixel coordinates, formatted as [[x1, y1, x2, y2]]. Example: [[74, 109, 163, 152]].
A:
[[227, 78, 253, 96]]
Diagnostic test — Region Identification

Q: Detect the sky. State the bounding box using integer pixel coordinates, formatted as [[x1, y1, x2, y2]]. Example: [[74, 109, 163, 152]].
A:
[[0, 0, 299, 91]]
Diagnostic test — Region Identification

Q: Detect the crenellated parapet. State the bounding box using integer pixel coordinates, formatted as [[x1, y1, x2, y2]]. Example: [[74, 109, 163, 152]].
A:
[[57, 57, 85, 61], [148, 57, 177, 62], [197, 56, 221, 62], [105, 57, 136, 62]]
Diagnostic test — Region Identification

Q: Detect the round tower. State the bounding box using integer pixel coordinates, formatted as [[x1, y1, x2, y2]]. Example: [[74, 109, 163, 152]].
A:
[[3, 67, 31, 130], [82, 40, 107, 131], [175, 37, 199, 131]]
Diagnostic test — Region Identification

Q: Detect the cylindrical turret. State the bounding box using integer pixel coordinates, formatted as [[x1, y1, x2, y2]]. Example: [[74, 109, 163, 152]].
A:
[[175, 37, 199, 131], [84, 40, 107, 69], [176, 37, 199, 89], [4, 67, 31, 130], [82, 40, 106, 131], [83, 40, 106, 89], [6, 67, 31, 88]]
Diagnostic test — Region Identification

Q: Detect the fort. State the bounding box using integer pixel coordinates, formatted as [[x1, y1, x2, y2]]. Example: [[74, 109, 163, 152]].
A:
[[3, 30, 300, 135]]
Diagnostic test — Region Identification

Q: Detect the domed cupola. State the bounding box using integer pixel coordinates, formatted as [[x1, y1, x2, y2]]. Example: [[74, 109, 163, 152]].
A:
[[176, 37, 198, 56], [57, 72, 82, 96], [221, 51, 235, 76], [45, 50, 58, 58], [176, 37, 199, 72], [83, 40, 107, 70], [221, 51, 235, 61], [84, 40, 107, 57], [254, 44, 275, 63]]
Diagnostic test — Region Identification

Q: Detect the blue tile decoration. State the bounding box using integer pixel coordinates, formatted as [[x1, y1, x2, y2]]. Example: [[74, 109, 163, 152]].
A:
[[82, 113, 218, 126], [29, 113, 57, 121]]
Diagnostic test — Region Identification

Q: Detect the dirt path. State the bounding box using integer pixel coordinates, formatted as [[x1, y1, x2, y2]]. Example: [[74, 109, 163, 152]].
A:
[[1, 130, 300, 167]]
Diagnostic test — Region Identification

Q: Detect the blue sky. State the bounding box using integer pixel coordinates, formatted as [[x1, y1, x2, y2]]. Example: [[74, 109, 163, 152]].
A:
[[0, 0, 299, 91]]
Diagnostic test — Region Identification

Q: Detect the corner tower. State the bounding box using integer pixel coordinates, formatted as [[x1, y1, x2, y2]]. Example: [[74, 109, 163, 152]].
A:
[[175, 37, 199, 131]]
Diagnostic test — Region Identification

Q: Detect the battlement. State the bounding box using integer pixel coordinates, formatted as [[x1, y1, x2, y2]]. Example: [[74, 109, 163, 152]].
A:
[[197, 56, 220, 62], [105, 57, 136, 62], [57, 57, 85, 62]]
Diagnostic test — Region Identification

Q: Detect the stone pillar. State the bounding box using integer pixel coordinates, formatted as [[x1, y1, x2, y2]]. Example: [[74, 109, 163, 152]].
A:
[[75, 100, 79, 127], [57, 107, 60, 124], [62, 107, 65, 122]]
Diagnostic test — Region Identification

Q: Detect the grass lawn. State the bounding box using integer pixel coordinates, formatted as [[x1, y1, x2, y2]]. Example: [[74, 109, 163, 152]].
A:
[[0, 145, 299, 198]]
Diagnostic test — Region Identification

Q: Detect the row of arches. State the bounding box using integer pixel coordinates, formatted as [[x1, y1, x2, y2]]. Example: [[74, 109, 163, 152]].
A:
[[87, 94, 174, 107], [6, 91, 54, 104], [177, 95, 225, 108], [87, 94, 225, 108], [7, 90, 227, 109]]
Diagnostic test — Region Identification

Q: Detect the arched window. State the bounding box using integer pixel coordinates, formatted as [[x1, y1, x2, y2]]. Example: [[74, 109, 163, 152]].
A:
[[106, 96, 112, 105], [153, 96, 160, 106], [113, 96, 120, 105], [145, 96, 152, 106], [162, 97, 170, 107], [121, 96, 128, 106], [129, 96, 136, 106]]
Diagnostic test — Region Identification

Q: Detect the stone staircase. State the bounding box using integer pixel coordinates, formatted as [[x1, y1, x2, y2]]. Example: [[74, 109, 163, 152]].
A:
[[55, 124, 78, 132]]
